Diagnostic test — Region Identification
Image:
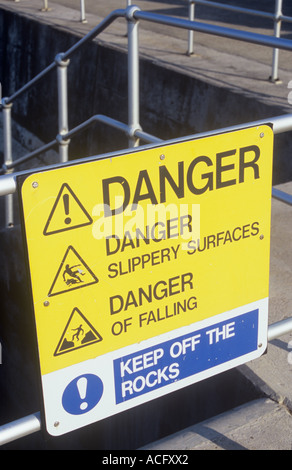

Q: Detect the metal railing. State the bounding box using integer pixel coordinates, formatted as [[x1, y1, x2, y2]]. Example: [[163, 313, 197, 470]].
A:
[[1, 4, 292, 445], [187, 0, 292, 82], [12, 0, 292, 82], [0, 412, 42, 446], [2, 5, 292, 224]]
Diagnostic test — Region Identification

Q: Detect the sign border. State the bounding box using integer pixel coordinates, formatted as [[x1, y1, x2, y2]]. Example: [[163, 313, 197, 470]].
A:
[[17, 124, 273, 438]]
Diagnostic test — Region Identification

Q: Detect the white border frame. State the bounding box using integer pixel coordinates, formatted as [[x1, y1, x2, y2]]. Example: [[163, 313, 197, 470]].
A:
[[42, 298, 268, 436]]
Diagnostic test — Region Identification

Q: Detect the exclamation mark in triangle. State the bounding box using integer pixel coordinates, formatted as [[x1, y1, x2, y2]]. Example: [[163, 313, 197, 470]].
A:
[[63, 193, 71, 225], [43, 183, 93, 236]]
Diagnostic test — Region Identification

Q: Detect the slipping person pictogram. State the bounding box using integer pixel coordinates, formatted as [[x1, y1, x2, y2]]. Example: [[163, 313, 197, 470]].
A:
[[63, 263, 85, 286], [48, 245, 99, 297]]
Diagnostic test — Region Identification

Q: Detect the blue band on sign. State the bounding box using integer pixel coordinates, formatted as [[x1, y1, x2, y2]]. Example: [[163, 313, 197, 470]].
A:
[[114, 309, 259, 404], [62, 373, 103, 415]]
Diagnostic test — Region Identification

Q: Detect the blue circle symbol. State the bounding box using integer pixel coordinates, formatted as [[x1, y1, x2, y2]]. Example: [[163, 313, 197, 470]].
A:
[[62, 373, 103, 415]]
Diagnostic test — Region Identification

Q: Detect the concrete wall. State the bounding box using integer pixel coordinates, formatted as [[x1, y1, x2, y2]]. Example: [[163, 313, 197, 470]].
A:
[[0, 6, 286, 449]]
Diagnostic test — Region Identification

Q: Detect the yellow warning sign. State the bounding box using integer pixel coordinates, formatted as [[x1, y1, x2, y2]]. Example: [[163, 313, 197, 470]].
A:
[[19, 125, 273, 376]]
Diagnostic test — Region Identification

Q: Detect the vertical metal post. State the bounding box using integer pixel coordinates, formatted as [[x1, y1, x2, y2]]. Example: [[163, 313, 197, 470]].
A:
[[270, 0, 283, 83], [187, 0, 195, 56], [55, 53, 70, 163], [41, 0, 51, 12], [80, 0, 87, 23], [1, 99, 14, 227], [126, 6, 141, 148]]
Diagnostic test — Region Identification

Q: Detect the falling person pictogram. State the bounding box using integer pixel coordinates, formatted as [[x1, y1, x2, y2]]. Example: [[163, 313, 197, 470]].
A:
[[71, 324, 84, 342], [54, 308, 103, 356]]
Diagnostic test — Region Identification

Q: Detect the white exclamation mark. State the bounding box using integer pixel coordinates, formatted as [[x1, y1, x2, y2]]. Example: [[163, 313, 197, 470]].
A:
[[77, 377, 88, 411]]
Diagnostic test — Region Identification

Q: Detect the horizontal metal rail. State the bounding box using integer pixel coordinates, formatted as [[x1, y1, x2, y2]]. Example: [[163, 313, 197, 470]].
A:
[[1, 112, 292, 196], [187, 0, 290, 81], [268, 318, 292, 341], [1, 315, 292, 446], [0, 113, 162, 174], [271, 187, 292, 205], [0, 412, 41, 446], [134, 8, 292, 51], [281, 14, 292, 24], [189, 0, 290, 22]]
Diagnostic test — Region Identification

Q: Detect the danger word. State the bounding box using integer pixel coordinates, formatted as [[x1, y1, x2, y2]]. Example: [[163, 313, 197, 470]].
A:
[[102, 144, 260, 216], [105, 215, 193, 255], [109, 272, 193, 314]]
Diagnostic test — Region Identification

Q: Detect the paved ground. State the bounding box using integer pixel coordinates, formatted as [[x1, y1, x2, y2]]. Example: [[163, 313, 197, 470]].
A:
[[2, 0, 292, 450]]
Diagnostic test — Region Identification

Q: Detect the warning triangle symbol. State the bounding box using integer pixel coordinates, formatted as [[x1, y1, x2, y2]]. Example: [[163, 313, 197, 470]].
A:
[[54, 307, 103, 356], [43, 183, 92, 236], [48, 245, 99, 297]]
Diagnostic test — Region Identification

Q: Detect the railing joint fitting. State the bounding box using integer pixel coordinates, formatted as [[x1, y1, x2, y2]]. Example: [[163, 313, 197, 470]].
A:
[[56, 133, 71, 145], [1, 98, 12, 109], [274, 13, 282, 23], [54, 53, 70, 67], [125, 5, 141, 22], [127, 125, 142, 139]]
